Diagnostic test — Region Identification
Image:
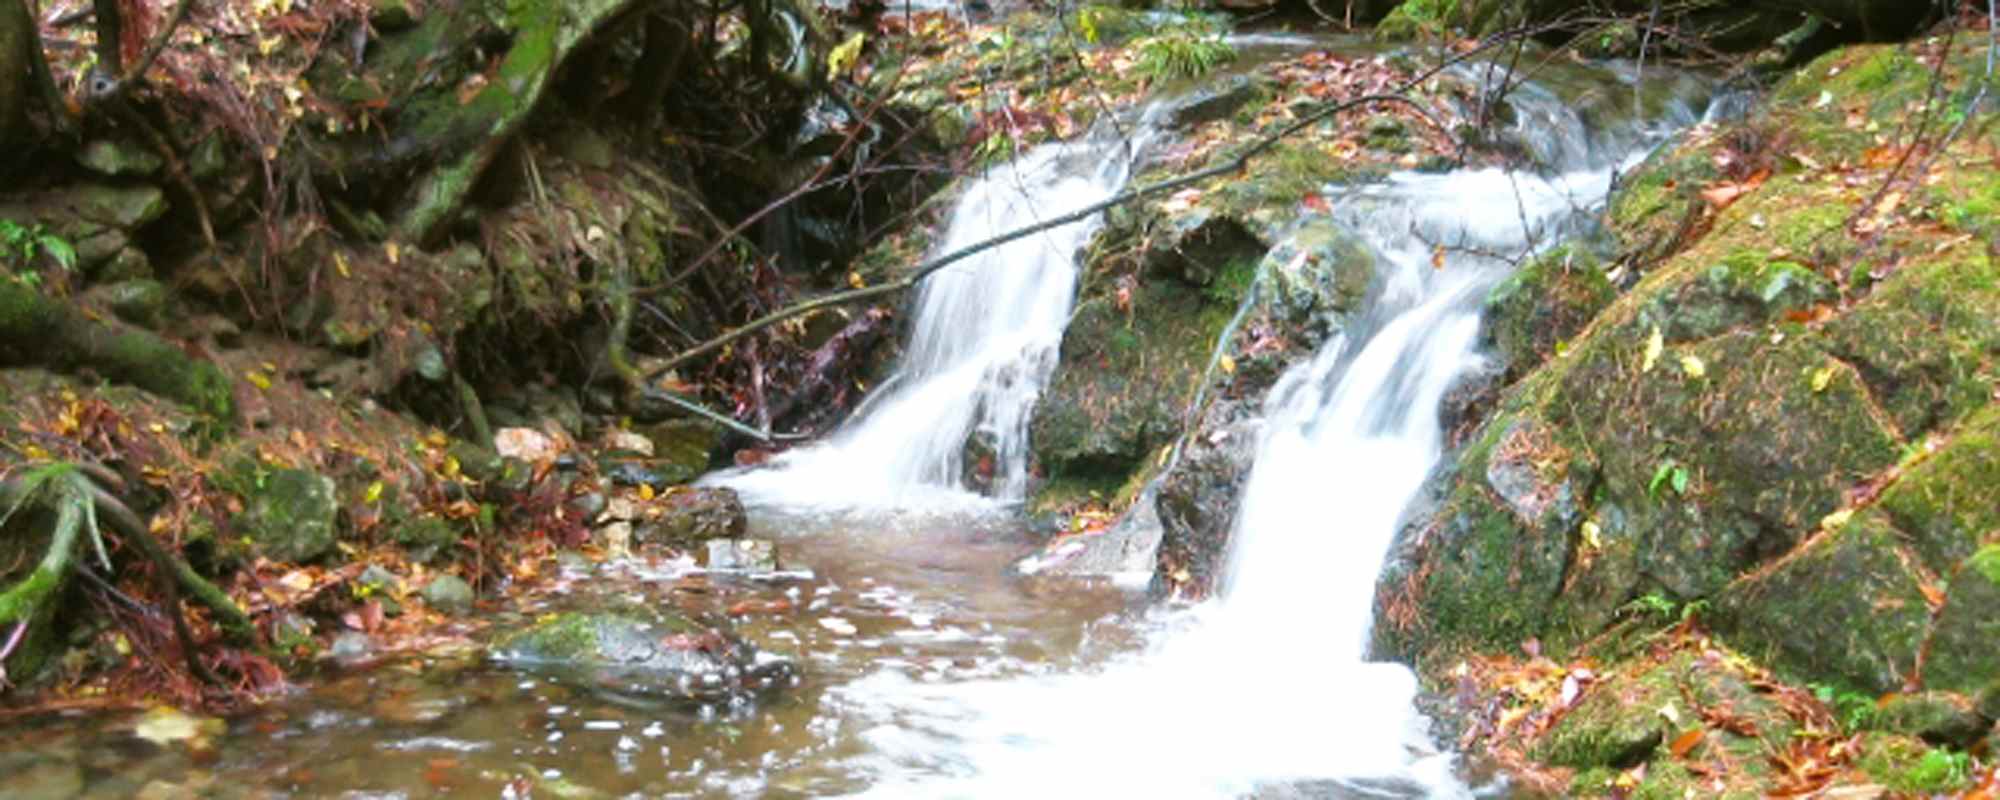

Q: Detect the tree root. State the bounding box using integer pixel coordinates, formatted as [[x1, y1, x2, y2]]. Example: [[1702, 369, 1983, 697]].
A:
[[0, 279, 235, 424]]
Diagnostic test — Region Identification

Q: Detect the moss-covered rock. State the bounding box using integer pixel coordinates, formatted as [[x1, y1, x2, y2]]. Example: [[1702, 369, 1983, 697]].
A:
[[229, 466, 341, 564], [1925, 544, 2000, 694], [491, 610, 791, 704], [1871, 691, 1988, 748], [1855, 732, 1974, 795], [1711, 515, 1929, 694], [1874, 407, 2000, 577], [1483, 245, 1615, 379]]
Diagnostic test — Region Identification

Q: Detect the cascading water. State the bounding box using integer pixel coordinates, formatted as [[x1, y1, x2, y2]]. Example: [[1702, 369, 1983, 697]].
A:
[[817, 71, 1712, 797], [717, 119, 1163, 510]]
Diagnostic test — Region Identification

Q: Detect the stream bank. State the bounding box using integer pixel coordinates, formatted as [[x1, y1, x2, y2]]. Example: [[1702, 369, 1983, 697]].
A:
[[2, 0, 1997, 796]]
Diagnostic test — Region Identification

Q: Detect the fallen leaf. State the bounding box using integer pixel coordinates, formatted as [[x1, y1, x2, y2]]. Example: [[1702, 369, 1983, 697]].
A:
[[1681, 354, 1707, 379], [1669, 728, 1705, 758], [134, 706, 224, 747], [1642, 326, 1664, 373]]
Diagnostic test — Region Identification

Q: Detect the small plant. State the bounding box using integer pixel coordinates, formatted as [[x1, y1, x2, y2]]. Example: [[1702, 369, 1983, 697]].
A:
[[1134, 26, 1234, 82], [1899, 748, 1973, 793], [1621, 591, 1679, 620], [0, 218, 78, 274], [1811, 682, 1878, 732], [1648, 459, 1689, 498]]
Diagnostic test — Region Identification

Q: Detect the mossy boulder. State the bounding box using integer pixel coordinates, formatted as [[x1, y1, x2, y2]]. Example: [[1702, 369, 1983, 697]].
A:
[[230, 466, 341, 564], [491, 610, 792, 704], [1710, 515, 1928, 695], [1482, 244, 1616, 379], [1925, 545, 2000, 694], [1871, 691, 1989, 748]]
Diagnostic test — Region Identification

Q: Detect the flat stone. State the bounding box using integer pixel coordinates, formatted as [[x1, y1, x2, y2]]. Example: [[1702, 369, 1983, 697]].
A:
[[706, 539, 777, 573], [422, 574, 475, 615]]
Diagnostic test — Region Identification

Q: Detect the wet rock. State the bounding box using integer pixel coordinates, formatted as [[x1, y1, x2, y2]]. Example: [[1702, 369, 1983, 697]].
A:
[[75, 139, 164, 177], [422, 574, 475, 615], [1481, 244, 1615, 379], [231, 466, 339, 563], [490, 611, 793, 704], [705, 539, 777, 573], [493, 426, 560, 462], [329, 631, 373, 663], [357, 564, 400, 594], [638, 418, 723, 474], [369, 0, 420, 29], [604, 458, 698, 491], [1016, 484, 1164, 580], [1152, 400, 1263, 600], [636, 487, 746, 547], [0, 183, 167, 273]]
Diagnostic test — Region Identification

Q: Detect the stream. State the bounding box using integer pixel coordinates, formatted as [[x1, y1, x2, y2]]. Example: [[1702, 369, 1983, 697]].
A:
[[0, 48, 1718, 800]]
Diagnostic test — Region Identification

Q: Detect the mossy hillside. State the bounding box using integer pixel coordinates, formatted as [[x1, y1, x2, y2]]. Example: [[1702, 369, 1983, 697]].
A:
[[1382, 38, 2000, 682], [1873, 404, 2000, 575]]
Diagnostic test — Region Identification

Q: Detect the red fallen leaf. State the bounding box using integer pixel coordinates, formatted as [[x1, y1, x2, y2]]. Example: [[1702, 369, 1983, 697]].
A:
[[735, 448, 772, 467], [424, 758, 459, 791], [1669, 727, 1704, 758], [727, 598, 793, 616], [1301, 193, 1332, 213]]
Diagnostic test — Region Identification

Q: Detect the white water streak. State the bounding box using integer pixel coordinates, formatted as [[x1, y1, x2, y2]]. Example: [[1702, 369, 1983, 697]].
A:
[[715, 124, 1161, 512]]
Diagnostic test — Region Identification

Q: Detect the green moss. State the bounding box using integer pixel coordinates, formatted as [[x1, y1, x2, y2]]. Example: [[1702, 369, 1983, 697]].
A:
[[1873, 405, 2000, 574], [1484, 245, 1615, 376], [1856, 733, 1973, 794], [1970, 545, 2000, 585], [1713, 515, 1929, 695]]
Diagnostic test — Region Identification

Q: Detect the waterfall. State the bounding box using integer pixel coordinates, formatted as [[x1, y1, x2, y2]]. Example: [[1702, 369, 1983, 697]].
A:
[[821, 71, 1708, 797], [715, 120, 1163, 511]]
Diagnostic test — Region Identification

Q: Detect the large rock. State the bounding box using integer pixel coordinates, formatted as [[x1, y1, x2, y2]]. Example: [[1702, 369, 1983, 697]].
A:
[[1375, 42, 1999, 677], [490, 611, 793, 704], [230, 466, 340, 564], [1925, 545, 2000, 694], [634, 486, 747, 547], [1711, 515, 1930, 694]]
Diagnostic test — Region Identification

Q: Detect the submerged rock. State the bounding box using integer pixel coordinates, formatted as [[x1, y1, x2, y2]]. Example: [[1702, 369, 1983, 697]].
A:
[[490, 611, 793, 704]]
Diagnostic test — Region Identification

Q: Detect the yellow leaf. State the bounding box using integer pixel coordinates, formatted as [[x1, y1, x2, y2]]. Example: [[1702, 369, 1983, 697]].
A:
[[1810, 365, 1835, 393], [1680, 354, 1706, 379], [1219, 354, 1235, 374], [847, 270, 866, 289], [1821, 508, 1854, 531], [364, 480, 384, 504], [1581, 520, 1602, 550], [334, 250, 351, 278], [827, 32, 867, 80], [441, 455, 461, 479], [134, 706, 224, 747], [245, 370, 272, 391], [639, 483, 656, 501], [1641, 326, 1663, 373], [385, 241, 401, 265]]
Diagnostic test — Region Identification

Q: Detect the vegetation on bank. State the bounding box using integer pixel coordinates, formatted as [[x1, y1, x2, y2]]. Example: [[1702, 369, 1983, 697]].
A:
[[0, 0, 1995, 794]]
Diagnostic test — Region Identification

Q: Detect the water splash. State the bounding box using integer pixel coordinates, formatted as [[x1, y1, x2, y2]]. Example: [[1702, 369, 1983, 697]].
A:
[[817, 69, 1707, 798], [715, 123, 1163, 512]]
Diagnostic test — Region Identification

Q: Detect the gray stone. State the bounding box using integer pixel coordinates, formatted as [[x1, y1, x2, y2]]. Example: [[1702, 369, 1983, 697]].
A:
[[422, 574, 475, 615], [705, 539, 777, 572], [91, 278, 167, 329], [75, 139, 164, 177]]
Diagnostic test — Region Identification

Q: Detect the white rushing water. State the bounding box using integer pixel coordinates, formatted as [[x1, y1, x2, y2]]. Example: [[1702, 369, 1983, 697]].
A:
[[808, 75, 1709, 798], [716, 118, 1164, 511]]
